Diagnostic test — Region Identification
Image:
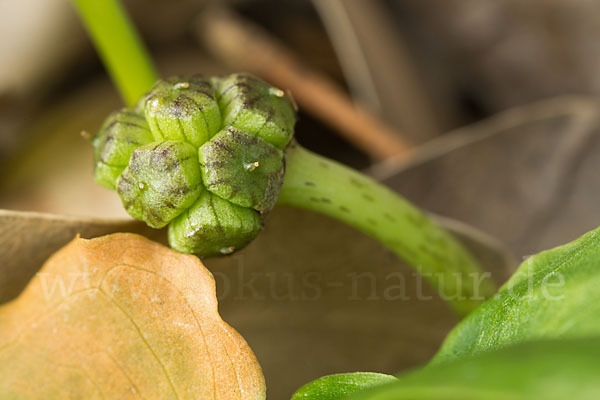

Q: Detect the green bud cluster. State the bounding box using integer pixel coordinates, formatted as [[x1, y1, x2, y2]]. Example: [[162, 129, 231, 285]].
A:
[[92, 73, 296, 256]]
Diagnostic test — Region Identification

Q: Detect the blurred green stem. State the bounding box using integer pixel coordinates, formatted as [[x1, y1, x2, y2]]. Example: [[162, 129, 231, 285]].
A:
[[71, 0, 158, 106], [279, 144, 497, 315]]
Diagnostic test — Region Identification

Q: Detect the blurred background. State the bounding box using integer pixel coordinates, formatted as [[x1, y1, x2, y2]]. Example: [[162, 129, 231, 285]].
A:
[[4, 0, 600, 254], [2, 0, 600, 397]]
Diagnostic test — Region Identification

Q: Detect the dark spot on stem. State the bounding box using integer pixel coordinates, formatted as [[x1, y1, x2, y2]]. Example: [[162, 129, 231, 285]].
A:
[[350, 178, 364, 188], [383, 213, 396, 222], [406, 212, 426, 227], [418, 244, 445, 264], [339, 206, 351, 213], [304, 181, 315, 187], [362, 193, 375, 202]]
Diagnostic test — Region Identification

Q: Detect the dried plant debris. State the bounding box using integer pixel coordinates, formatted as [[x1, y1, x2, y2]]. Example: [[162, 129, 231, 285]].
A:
[[0, 233, 265, 399]]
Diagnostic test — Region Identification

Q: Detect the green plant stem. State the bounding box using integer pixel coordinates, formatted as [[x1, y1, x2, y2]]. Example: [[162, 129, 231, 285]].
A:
[[279, 143, 497, 315], [71, 0, 158, 106]]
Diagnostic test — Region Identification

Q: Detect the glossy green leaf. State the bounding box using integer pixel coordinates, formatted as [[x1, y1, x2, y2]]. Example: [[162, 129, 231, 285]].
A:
[[291, 373, 397, 400], [433, 225, 600, 363], [352, 339, 600, 400]]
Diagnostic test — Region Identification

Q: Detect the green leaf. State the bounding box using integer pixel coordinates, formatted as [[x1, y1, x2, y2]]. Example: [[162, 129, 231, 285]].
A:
[[291, 373, 397, 400], [434, 225, 600, 364], [352, 339, 600, 400]]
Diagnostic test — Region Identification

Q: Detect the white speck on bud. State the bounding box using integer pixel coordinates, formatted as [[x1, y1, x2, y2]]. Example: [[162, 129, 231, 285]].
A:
[[173, 82, 190, 90], [269, 87, 285, 97], [220, 246, 235, 255], [245, 161, 260, 171], [138, 182, 145, 189]]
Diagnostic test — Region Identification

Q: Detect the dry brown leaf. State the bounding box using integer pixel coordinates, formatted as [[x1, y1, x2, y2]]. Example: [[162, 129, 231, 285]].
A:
[[0, 233, 265, 399], [0, 209, 167, 304]]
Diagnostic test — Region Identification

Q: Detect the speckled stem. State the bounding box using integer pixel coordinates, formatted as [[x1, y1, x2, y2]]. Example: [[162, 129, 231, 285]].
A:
[[278, 143, 497, 315]]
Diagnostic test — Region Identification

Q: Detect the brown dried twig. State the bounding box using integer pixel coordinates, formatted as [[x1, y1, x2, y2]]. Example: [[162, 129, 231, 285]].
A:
[[194, 8, 411, 161]]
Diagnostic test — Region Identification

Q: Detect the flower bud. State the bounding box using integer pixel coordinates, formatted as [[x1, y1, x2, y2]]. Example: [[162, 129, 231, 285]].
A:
[[168, 191, 262, 257], [117, 141, 202, 228], [143, 75, 222, 147], [92, 109, 154, 189], [92, 73, 296, 256], [198, 127, 284, 213], [215, 73, 296, 149]]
